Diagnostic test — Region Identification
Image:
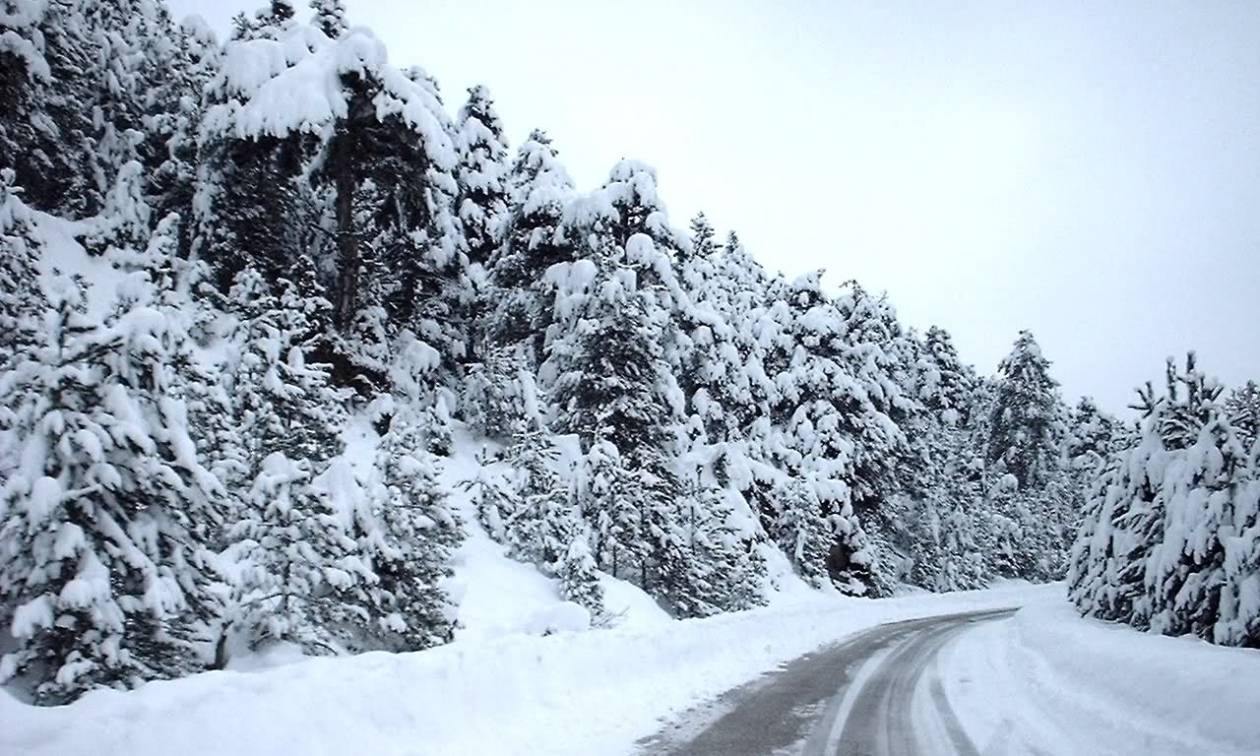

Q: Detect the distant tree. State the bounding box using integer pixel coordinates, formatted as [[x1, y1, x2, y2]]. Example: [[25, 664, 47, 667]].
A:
[[987, 330, 1064, 488]]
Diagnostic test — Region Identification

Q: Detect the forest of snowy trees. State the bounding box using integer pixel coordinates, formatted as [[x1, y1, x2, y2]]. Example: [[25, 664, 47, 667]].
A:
[[1, 0, 1256, 705]]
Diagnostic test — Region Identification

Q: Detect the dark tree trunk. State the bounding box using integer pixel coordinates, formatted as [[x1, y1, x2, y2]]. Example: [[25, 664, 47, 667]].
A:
[[332, 145, 359, 332]]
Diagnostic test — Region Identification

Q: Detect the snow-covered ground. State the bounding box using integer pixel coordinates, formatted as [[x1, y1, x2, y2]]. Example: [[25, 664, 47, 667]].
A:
[[5, 577, 1257, 755], [941, 595, 1260, 756], [0, 581, 1025, 756]]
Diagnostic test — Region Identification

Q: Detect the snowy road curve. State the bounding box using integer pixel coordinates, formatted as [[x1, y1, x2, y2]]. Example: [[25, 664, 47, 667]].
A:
[[639, 608, 1017, 756]]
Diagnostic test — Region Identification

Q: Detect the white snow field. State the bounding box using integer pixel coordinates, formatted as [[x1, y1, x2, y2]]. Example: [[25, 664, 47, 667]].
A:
[[6, 579, 1255, 756]]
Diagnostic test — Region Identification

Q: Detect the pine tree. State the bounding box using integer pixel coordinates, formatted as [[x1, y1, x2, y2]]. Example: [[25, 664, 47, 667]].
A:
[[311, 0, 348, 39], [488, 129, 576, 361], [369, 399, 460, 649], [455, 85, 510, 266], [767, 272, 885, 593], [1143, 356, 1248, 639], [581, 439, 645, 584], [987, 330, 1063, 488], [215, 268, 355, 654], [1226, 380, 1260, 448], [1216, 438, 1260, 647], [1, 0, 182, 217], [0, 278, 224, 703], [199, 13, 468, 393], [461, 344, 532, 440], [0, 170, 45, 366], [771, 477, 832, 588], [1069, 355, 1260, 646]]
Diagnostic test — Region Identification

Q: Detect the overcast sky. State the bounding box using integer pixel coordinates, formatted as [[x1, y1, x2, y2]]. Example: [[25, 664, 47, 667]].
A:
[[170, 0, 1260, 413]]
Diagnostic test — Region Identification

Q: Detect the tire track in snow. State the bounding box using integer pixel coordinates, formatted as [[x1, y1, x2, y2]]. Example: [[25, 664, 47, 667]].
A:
[[639, 608, 1015, 756]]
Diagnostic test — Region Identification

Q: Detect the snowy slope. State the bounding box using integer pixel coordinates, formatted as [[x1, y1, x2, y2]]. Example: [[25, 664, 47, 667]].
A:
[[439, 432, 673, 641], [0, 586, 1043, 756], [941, 590, 1260, 756]]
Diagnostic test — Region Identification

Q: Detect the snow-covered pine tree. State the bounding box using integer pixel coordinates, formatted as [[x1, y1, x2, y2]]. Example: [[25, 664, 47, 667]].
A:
[[903, 329, 991, 591], [0, 277, 224, 703], [368, 397, 460, 650], [832, 281, 915, 513], [0, 170, 45, 366], [216, 267, 361, 655], [580, 438, 645, 589], [1143, 355, 1250, 639], [200, 14, 469, 392], [916, 326, 975, 425], [0, 0, 89, 215], [455, 85, 510, 266], [1065, 397, 1121, 478], [461, 343, 532, 440], [987, 330, 1064, 488], [488, 129, 576, 361], [1215, 438, 1260, 647], [771, 476, 833, 588], [502, 428, 604, 615], [1069, 355, 1258, 646], [1067, 389, 1161, 627], [145, 15, 220, 259], [1, 0, 181, 217], [311, 0, 348, 39], [767, 272, 882, 593], [1226, 380, 1260, 448], [543, 228, 704, 607]]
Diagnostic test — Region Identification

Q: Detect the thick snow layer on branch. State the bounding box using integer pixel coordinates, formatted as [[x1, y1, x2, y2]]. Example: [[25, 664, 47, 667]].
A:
[[204, 24, 454, 170]]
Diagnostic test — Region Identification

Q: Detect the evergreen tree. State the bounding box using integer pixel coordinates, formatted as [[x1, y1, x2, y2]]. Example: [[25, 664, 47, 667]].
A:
[[311, 0, 348, 39], [455, 85, 510, 266], [215, 268, 355, 653], [0, 279, 223, 703], [987, 330, 1063, 488], [1216, 439, 1260, 647], [488, 129, 576, 361], [0, 170, 45, 365], [771, 477, 832, 588], [1226, 380, 1260, 448], [369, 398, 460, 649], [1070, 355, 1260, 647]]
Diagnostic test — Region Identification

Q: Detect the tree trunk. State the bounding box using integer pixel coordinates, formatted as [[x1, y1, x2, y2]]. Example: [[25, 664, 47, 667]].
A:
[[332, 153, 358, 332]]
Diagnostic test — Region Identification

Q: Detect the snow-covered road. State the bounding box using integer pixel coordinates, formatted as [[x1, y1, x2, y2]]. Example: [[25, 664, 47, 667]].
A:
[[640, 608, 1015, 755]]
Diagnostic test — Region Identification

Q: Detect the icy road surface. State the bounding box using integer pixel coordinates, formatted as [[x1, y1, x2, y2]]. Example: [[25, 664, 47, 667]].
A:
[[640, 608, 1017, 756]]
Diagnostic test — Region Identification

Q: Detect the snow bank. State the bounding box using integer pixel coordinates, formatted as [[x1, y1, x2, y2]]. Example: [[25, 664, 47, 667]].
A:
[[941, 589, 1260, 755], [0, 586, 1042, 756]]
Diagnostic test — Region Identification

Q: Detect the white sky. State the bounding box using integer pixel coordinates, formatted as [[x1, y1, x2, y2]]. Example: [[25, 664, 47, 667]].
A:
[[171, 0, 1260, 412]]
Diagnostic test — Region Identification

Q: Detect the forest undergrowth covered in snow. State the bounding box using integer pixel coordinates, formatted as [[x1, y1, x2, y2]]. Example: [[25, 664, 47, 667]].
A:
[[1, 0, 1258, 708]]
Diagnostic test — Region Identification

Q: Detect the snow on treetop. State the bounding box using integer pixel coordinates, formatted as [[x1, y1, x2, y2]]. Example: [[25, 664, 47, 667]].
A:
[[605, 159, 661, 208], [204, 22, 454, 170], [0, 0, 51, 80], [178, 13, 216, 46]]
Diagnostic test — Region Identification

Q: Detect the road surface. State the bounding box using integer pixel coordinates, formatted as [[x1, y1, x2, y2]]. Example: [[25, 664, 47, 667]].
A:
[[638, 608, 1017, 756]]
